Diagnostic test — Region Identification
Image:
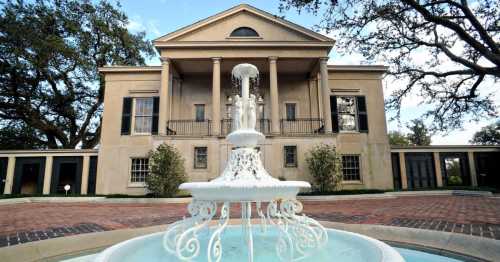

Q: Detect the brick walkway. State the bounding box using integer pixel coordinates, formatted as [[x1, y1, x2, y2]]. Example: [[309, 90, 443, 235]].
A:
[[0, 195, 499, 247]]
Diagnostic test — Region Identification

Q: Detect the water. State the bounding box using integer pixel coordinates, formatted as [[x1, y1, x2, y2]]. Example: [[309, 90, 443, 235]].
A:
[[62, 227, 469, 262]]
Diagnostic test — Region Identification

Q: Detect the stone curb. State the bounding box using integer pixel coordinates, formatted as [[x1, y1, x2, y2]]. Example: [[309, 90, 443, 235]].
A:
[[1, 221, 498, 262], [0, 190, 492, 205]]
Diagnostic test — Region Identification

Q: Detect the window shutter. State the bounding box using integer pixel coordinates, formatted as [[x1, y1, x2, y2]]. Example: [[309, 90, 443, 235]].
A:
[[330, 96, 339, 133], [151, 97, 160, 135], [121, 97, 132, 135], [356, 96, 369, 132]]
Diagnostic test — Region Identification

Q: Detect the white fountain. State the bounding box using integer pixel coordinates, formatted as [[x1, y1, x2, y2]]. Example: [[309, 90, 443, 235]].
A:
[[93, 64, 405, 262]]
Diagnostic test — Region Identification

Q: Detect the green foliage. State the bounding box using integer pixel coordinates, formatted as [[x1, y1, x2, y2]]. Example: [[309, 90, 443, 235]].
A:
[[145, 144, 187, 197], [388, 131, 410, 146], [447, 175, 463, 186], [0, 122, 46, 149], [0, 0, 154, 149], [406, 119, 431, 146], [305, 144, 343, 192], [470, 120, 500, 145]]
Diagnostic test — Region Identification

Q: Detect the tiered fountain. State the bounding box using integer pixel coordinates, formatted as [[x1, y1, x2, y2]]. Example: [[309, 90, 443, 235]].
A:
[[94, 64, 405, 262]]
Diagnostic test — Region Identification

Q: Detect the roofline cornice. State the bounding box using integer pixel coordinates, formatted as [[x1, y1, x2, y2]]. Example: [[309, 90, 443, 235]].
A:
[[154, 41, 335, 49], [328, 65, 389, 72], [99, 66, 162, 73]]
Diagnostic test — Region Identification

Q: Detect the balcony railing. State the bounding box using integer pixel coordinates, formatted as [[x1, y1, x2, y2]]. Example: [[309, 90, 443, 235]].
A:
[[280, 118, 324, 135], [221, 119, 271, 135], [167, 120, 211, 136]]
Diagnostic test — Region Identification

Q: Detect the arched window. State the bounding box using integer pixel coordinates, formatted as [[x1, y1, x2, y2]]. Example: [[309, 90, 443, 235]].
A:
[[230, 27, 259, 37]]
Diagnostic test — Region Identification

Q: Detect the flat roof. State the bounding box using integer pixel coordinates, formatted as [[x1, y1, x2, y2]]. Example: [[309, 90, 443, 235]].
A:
[[0, 149, 99, 155], [98, 66, 162, 73], [328, 65, 388, 72]]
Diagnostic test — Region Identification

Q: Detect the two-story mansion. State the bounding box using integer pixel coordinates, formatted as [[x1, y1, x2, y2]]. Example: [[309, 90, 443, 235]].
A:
[[96, 4, 392, 195]]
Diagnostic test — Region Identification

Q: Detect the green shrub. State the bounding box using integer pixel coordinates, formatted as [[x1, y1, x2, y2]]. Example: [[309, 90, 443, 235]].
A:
[[305, 144, 343, 192], [447, 175, 463, 186], [145, 143, 187, 197]]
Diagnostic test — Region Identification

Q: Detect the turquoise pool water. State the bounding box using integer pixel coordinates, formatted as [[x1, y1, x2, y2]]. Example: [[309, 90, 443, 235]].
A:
[[63, 227, 469, 262]]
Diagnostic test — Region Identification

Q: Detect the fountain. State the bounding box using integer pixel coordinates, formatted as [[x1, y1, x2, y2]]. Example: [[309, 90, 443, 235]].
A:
[[93, 64, 405, 262]]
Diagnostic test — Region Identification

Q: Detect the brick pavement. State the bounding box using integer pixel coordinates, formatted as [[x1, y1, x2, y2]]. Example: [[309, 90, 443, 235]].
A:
[[0, 195, 499, 247]]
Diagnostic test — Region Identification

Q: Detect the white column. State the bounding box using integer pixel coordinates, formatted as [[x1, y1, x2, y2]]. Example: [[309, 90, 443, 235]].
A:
[[468, 151, 478, 187], [433, 152, 443, 187], [399, 152, 408, 190], [42, 156, 53, 195], [81, 155, 90, 195], [159, 57, 171, 135], [320, 57, 332, 133], [212, 58, 221, 136], [269, 57, 280, 134], [3, 156, 15, 194]]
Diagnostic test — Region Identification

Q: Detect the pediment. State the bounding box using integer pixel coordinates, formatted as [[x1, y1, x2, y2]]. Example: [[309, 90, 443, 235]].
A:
[[154, 4, 333, 43]]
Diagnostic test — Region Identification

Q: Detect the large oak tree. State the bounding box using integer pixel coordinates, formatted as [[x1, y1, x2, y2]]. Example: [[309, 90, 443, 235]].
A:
[[280, 0, 499, 131], [0, 0, 154, 149]]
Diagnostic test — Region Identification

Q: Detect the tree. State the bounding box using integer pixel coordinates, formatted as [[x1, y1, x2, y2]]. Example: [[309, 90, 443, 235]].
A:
[[0, 0, 154, 149], [407, 119, 432, 145], [470, 120, 500, 145], [305, 144, 343, 193], [388, 130, 410, 146], [279, 0, 499, 131], [0, 121, 46, 149], [145, 144, 187, 197]]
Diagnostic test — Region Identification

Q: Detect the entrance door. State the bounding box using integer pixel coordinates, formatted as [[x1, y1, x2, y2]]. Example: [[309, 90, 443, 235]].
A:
[[13, 157, 46, 195], [475, 152, 500, 189], [405, 153, 436, 189], [391, 153, 402, 190], [440, 152, 470, 186], [51, 156, 83, 195], [87, 156, 98, 195], [0, 158, 8, 194]]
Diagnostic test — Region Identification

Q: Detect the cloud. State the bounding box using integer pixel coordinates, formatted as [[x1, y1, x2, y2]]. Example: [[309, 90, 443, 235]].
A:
[[127, 15, 162, 38]]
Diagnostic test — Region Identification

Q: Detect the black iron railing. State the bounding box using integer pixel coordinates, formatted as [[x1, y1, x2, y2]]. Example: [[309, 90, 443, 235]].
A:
[[280, 118, 324, 135], [167, 120, 211, 136], [221, 119, 271, 135]]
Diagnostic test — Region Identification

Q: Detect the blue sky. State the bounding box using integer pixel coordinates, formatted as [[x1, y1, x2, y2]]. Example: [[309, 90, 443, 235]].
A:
[[120, 0, 498, 144]]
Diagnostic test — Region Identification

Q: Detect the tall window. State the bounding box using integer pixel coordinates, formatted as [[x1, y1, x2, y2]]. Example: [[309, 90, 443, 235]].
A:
[[342, 155, 360, 181], [285, 103, 296, 121], [337, 97, 357, 131], [195, 104, 205, 122], [130, 158, 149, 183], [194, 147, 208, 169], [134, 98, 154, 133], [284, 146, 297, 167]]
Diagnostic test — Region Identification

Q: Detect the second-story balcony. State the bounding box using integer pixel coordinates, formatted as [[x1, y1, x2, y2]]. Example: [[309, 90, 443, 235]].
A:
[[167, 120, 212, 136], [280, 118, 324, 135], [221, 119, 271, 136]]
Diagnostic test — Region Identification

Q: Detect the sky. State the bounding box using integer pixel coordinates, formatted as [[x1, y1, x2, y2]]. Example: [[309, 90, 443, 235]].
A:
[[119, 0, 499, 145]]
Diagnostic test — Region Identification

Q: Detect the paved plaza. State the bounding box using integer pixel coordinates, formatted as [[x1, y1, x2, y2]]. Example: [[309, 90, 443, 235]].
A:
[[1, 195, 499, 247]]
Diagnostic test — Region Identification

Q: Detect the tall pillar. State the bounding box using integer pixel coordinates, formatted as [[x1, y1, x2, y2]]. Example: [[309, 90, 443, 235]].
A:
[[433, 152, 443, 187], [320, 57, 332, 133], [3, 156, 15, 194], [159, 57, 171, 135], [81, 155, 90, 195], [212, 58, 221, 136], [467, 151, 478, 187], [399, 152, 408, 189], [42, 156, 53, 195], [269, 57, 280, 134]]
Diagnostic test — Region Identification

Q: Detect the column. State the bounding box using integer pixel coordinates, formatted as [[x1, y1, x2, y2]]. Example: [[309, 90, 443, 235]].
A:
[[81, 155, 90, 195], [468, 151, 478, 187], [212, 58, 221, 136], [399, 152, 408, 189], [42, 156, 53, 195], [433, 152, 443, 187], [320, 57, 332, 133], [3, 156, 15, 194], [159, 57, 171, 135], [269, 57, 280, 134]]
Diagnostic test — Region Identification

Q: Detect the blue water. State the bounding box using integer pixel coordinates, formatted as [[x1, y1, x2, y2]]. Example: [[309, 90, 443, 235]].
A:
[[63, 228, 467, 262]]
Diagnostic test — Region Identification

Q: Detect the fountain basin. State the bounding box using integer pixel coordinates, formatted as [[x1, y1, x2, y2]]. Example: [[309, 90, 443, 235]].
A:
[[179, 181, 310, 201], [226, 129, 265, 147], [94, 226, 405, 262]]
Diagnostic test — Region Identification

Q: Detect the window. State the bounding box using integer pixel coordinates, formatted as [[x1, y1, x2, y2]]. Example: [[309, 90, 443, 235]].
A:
[[342, 155, 360, 181], [285, 103, 296, 121], [230, 27, 259, 37], [194, 147, 208, 169], [284, 146, 297, 167], [134, 98, 154, 133], [130, 158, 149, 183], [337, 97, 357, 131], [195, 104, 205, 122]]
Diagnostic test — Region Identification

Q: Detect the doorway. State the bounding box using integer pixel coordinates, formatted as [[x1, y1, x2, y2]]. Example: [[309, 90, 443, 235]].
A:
[[440, 152, 470, 186], [0, 158, 8, 194], [51, 156, 82, 195], [475, 152, 500, 189], [13, 157, 46, 195], [405, 153, 437, 189]]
